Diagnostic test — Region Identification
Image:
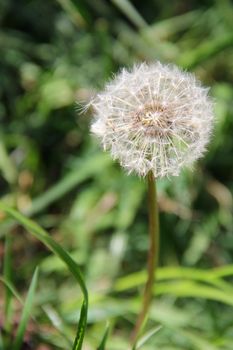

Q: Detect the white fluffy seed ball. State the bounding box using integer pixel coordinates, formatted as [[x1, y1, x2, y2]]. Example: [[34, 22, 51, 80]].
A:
[[90, 61, 214, 178]]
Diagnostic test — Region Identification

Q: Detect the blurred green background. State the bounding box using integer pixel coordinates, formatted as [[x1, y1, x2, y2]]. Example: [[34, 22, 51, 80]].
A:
[[0, 0, 233, 349]]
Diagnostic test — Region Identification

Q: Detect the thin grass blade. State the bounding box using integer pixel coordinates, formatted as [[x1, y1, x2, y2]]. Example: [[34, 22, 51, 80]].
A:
[[111, 0, 147, 29], [0, 276, 23, 305], [133, 325, 162, 349], [3, 234, 13, 332], [97, 324, 110, 350], [12, 267, 39, 350]]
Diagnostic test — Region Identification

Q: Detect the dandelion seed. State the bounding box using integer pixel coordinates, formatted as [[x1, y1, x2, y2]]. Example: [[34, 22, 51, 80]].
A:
[[90, 61, 214, 177]]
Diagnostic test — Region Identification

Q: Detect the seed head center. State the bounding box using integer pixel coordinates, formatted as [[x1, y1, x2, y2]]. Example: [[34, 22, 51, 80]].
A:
[[132, 103, 171, 137]]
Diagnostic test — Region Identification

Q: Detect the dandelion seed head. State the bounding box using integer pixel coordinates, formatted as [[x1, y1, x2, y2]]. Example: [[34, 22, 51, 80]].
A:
[[90, 61, 214, 177]]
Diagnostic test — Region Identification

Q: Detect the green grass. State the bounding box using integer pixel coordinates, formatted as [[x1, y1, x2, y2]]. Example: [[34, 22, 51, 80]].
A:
[[12, 267, 39, 350], [0, 0, 233, 349]]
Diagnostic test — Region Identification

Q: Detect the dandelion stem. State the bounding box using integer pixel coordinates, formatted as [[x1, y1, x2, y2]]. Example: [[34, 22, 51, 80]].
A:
[[131, 170, 159, 345]]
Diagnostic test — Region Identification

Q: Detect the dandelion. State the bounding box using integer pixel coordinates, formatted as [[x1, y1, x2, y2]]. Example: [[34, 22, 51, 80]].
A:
[[91, 61, 213, 178], [90, 61, 214, 345]]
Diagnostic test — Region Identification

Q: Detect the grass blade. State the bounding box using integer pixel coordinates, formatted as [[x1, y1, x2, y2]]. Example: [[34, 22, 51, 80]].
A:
[[178, 32, 233, 69], [0, 276, 23, 305], [13, 267, 39, 350], [24, 153, 111, 216], [0, 202, 89, 350], [72, 301, 88, 350], [0, 153, 111, 237], [3, 234, 13, 332], [97, 324, 110, 350], [111, 0, 147, 29], [133, 325, 162, 350], [114, 266, 233, 294], [56, 0, 90, 28], [155, 281, 233, 306]]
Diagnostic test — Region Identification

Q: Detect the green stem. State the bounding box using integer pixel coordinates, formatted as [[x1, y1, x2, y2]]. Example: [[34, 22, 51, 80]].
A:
[[131, 171, 159, 345]]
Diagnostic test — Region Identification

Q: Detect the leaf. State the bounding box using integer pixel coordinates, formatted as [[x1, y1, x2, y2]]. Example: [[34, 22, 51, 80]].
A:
[[13, 267, 39, 350]]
